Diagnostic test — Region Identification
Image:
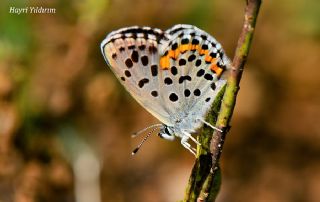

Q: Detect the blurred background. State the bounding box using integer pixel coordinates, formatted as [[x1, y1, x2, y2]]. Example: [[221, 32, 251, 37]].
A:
[[0, 0, 319, 201]]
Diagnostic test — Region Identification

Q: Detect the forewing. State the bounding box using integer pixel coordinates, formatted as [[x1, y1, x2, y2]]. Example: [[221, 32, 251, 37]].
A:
[[101, 26, 172, 124]]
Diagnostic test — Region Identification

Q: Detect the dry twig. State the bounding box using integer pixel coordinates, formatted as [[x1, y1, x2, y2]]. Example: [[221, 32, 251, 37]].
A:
[[184, 0, 262, 201]]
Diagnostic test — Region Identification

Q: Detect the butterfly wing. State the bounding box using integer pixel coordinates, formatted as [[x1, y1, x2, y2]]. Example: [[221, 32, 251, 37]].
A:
[[156, 25, 230, 124], [101, 26, 173, 125], [101, 24, 230, 127]]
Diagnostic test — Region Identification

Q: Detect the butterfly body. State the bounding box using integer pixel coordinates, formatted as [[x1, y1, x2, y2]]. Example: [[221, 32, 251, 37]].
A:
[[101, 24, 230, 154]]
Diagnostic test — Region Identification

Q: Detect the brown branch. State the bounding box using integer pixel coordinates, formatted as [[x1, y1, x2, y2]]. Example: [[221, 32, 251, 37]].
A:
[[210, 0, 262, 180], [184, 0, 262, 201]]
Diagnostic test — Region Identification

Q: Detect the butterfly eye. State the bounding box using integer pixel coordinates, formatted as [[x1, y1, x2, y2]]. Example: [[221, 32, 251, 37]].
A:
[[158, 131, 174, 141]]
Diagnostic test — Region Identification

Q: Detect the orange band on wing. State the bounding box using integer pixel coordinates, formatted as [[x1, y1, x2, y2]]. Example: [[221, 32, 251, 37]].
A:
[[199, 49, 209, 56], [160, 57, 170, 69], [168, 50, 175, 58], [160, 43, 225, 77], [210, 63, 223, 76], [191, 44, 200, 51], [179, 44, 191, 53], [167, 49, 180, 60], [205, 55, 213, 63]]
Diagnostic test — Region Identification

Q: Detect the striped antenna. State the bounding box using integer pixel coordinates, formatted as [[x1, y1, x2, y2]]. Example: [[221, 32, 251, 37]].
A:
[[132, 126, 161, 155]]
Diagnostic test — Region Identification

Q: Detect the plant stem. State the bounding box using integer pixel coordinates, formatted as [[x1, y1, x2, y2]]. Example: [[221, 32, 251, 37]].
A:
[[184, 0, 262, 201]]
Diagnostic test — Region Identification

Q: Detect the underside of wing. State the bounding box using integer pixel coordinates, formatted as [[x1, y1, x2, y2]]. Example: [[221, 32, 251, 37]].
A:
[[101, 24, 230, 126], [155, 25, 230, 122], [101, 26, 173, 125]]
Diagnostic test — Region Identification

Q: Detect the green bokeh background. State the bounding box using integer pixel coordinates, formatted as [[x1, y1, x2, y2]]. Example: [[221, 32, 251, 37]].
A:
[[0, 0, 319, 201]]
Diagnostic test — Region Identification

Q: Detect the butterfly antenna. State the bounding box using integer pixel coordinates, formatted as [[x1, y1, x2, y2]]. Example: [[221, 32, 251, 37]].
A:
[[132, 127, 160, 155], [131, 124, 163, 137]]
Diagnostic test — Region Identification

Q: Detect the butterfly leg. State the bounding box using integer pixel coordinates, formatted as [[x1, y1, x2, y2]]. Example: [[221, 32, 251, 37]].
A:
[[198, 118, 223, 132], [182, 131, 201, 146], [181, 135, 196, 156]]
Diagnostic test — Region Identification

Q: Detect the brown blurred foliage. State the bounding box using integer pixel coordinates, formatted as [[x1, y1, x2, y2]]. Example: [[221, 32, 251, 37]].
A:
[[0, 0, 319, 202]]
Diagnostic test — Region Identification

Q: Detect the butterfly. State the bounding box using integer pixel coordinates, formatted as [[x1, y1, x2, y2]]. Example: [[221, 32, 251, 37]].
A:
[[100, 24, 230, 155]]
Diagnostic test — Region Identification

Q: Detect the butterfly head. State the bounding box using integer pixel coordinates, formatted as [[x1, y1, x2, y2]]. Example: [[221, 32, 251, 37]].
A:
[[158, 125, 175, 141]]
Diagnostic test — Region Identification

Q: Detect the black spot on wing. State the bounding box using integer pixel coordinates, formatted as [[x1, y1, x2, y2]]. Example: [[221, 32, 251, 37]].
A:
[[124, 70, 131, 77], [138, 45, 146, 50], [194, 89, 201, 96], [112, 53, 117, 59], [151, 65, 158, 76], [164, 77, 173, 85], [202, 44, 208, 50], [125, 59, 133, 68], [179, 59, 186, 66], [151, 91, 158, 97], [192, 39, 199, 45], [184, 89, 191, 97], [149, 46, 157, 54], [119, 47, 125, 52], [179, 76, 192, 84], [204, 74, 213, 81], [211, 42, 216, 48], [138, 78, 149, 88], [181, 38, 189, 44], [201, 35, 207, 40], [210, 52, 217, 58], [171, 43, 178, 50], [131, 32, 137, 39], [197, 69, 205, 77], [171, 66, 178, 75], [141, 56, 149, 66], [195, 59, 202, 67], [169, 93, 178, 102], [131, 51, 139, 63], [188, 54, 196, 62], [211, 83, 216, 90]]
